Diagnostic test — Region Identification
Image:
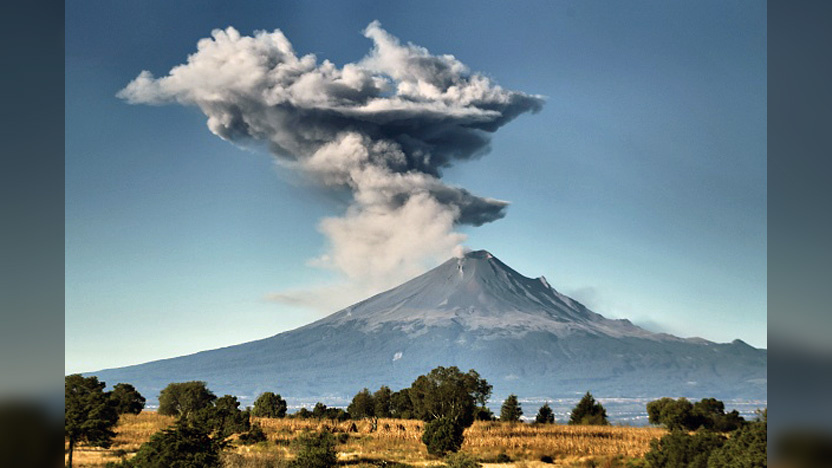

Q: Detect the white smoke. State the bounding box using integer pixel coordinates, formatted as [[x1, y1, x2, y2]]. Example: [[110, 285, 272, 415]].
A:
[[118, 21, 543, 296]]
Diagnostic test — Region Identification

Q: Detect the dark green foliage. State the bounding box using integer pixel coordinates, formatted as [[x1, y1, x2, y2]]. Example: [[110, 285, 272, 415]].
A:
[[65, 374, 120, 467], [348, 388, 375, 419], [535, 403, 555, 424], [157, 381, 216, 419], [193, 395, 250, 439], [569, 392, 608, 425], [499, 394, 523, 422], [294, 407, 312, 419], [647, 398, 697, 431], [444, 451, 482, 468], [312, 402, 329, 419], [391, 388, 414, 419], [644, 430, 726, 468], [495, 453, 511, 463], [290, 431, 337, 468], [707, 410, 766, 468], [252, 392, 287, 418], [693, 399, 744, 433], [110, 383, 146, 416], [474, 406, 495, 421], [646, 397, 745, 432], [422, 417, 465, 457], [119, 420, 225, 468], [374, 386, 393, 418], [409, 366, 486, 428], [238, 423, 268, 445]]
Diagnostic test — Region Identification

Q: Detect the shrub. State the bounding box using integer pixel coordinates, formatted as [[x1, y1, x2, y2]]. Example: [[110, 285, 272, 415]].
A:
[[707, 410, 766, 467], [238, 423, 267, 445], [422, 417, 465, 457], [539, 455, 554, 464], [445, 452, 481, 468], [644, 430, 726, 468], [290, 431, 337, 468], [120, 421, 226, 468], [495, 453, 511, 463]]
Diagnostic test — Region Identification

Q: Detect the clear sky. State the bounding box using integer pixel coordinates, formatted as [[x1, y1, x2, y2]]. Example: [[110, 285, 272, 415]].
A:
[[66, 0, 766, 374]]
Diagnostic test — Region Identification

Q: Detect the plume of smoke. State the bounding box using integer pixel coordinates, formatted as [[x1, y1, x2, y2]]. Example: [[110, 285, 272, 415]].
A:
[[118, 21, 543, 293]]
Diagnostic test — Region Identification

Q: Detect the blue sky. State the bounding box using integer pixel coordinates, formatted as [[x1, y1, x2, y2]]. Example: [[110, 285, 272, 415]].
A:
[[66, 1, 766, 374]]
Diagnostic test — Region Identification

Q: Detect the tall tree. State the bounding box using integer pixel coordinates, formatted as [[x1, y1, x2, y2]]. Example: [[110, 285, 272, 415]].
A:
[[390, 388, 414, 419], [109, 383, 146, 416], [373, 386, 393, 418], [347, 388, 375, 419], [65, 375, 119, 468], [409, 366, 481, 427], [500, 394, 523, 422], [157, 381, 216, 420], [569, 392, 608, 425], [535, 403, 555, 424], [251, 391, 287, 418]]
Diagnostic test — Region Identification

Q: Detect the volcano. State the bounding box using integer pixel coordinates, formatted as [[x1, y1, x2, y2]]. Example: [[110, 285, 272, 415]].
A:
[[88, 250, 766, 410]]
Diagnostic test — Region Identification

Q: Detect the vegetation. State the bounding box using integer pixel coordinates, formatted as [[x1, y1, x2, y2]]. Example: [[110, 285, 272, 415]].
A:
[[646, 397, 745, 432], [535, 403, 555, 424], [644, 430, 726, 468], [65, 374, 120, 467], [499, 395, 523, 422], [251, 392, 287, 418], [444, 451, 482, 468], [110, 383, 146, 416], [290, 431, 337, 468], [157, 381, 216, 419], [112, 420, 226, 468], [422, 417, 466, 456], [569, 392, 609, 425], [707, 409, 766, 467]]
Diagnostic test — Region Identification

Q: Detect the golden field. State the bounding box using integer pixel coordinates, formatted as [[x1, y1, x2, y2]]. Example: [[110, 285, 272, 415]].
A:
[[67, 412, 666, 467]]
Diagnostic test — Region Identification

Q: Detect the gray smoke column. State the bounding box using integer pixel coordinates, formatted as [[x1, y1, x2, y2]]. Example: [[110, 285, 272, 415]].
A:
[[118, 21, 544, 286]]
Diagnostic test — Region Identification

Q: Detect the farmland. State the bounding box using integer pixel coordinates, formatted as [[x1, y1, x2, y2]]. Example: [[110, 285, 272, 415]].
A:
[[67, 412, 666, 467]]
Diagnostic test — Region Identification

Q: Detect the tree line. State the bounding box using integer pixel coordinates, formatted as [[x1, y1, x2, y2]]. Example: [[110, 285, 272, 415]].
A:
[[65, 367, 765, 467]]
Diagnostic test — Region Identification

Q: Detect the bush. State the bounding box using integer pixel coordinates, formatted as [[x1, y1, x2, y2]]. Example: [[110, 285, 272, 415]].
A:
[[707, 410, 766, 467], [644, 430, 726, 468], [444, 452, 481, 468], [539, 455, 554, 464], [238, 423, 267, 445], [500, 395, 523, 422], [495, 453, 511, 463], [290, 431, 337, 468], [422, 417, 465, 457], [119, 421, 226, 468]]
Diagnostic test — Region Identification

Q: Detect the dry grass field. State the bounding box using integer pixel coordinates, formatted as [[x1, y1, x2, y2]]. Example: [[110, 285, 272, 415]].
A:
[[67, 412, 666, 467]]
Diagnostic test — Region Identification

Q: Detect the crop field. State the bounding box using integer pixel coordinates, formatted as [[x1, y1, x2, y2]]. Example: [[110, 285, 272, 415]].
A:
[[67, 412, 667, 467]]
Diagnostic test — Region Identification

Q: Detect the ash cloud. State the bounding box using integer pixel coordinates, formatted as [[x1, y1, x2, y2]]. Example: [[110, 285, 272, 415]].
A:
[[119, 21, 543, 287]]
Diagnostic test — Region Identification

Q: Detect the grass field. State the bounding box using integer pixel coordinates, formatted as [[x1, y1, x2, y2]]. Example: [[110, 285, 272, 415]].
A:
[[67, 412, 666, 467]]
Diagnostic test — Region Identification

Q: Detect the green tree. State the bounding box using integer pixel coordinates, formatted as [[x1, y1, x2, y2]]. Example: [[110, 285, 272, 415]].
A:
[[120, 420, 225, 468], [409, 366, 481, 427], [535, 403, 555, 424], [157, 381, 216, 419], [290, 431, 337, 468], [194, 395, 250, 439], [347, 388, 375, 419], [391, 388, 414, 419], [500, 395, 523, 422], [693, 398, 745, 433], [251, 392, 287, 418], [568, 392, 608, 425], [373, 386, 393, 418], [421, 417, 465, 457], [647, 397, 697, 431], [65, 374, 120, 468], [109, 383, 146, 416], [707, 409, 766, 468], [645, 430, 726, 468]]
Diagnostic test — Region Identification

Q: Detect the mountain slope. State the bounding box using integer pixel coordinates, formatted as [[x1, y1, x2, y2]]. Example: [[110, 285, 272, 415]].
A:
[[88, 250, 766, 407]]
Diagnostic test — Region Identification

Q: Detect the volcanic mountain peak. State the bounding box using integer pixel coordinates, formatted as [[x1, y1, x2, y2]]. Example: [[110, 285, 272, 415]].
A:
[[314, 249, 677, 342]]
